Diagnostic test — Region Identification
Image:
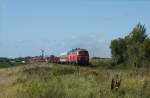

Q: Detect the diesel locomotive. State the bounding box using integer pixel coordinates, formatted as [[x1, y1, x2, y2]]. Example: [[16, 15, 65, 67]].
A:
[[59, 48, 89, 65]]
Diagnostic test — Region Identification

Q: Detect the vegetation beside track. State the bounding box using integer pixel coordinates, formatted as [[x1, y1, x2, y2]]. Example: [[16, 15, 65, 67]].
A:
[[0, 63, 149, 98]]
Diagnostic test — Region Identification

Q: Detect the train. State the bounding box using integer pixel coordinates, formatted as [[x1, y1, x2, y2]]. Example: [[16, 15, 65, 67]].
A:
[[49, 48, 89, 65]]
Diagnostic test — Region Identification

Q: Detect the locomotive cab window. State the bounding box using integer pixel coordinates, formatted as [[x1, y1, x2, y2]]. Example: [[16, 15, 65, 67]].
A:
[[78, 51, 88, 55]]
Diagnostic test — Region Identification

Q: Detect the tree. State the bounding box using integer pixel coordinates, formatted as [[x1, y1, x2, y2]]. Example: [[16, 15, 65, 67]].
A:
[[110, 38, 127, 64], [142, 38, 150, 59], [110, 23, 150, 68], [140, 38, 150, 67], [126, 23, 147, 67], [128, 23, 147, 43]]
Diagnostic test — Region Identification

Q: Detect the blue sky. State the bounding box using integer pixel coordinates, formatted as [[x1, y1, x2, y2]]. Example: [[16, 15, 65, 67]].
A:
[[0, 0, 150, 58]]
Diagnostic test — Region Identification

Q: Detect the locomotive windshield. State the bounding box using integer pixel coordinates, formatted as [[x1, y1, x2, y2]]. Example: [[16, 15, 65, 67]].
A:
[[78, 51, 88, 55]]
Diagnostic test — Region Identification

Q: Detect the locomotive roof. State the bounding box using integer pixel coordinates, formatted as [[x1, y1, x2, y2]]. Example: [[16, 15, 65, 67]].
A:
[[68, 48, 87, 53]]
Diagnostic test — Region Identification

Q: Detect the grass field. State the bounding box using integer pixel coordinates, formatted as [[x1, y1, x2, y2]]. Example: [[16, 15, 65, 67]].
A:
[[0, 63, 149, 98]]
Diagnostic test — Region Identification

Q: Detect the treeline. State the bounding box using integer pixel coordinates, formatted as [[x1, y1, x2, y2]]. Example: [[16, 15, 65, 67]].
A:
[[110, 23, 150, 68], [0, 57, 27, 68]]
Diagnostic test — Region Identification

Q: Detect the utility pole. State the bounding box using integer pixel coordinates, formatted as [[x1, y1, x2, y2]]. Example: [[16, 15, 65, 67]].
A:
[[41, 49, 44, 59]]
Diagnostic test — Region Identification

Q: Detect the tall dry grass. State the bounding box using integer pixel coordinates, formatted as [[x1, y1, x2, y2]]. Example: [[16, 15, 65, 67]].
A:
[[0, 63, 149, 98]]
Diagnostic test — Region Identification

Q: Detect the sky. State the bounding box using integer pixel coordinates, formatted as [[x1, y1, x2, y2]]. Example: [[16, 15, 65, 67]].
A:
[[0, 0, 150, 58]]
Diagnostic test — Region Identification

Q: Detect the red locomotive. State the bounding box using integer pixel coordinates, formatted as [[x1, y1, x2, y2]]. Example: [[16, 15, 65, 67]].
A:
[[59, 48, 89, 65]]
